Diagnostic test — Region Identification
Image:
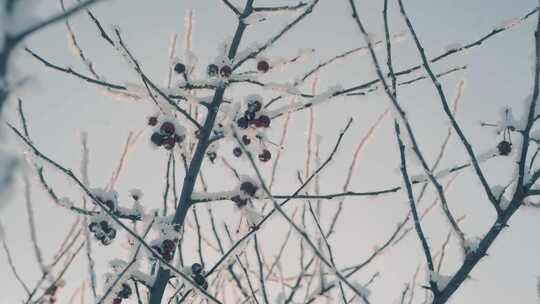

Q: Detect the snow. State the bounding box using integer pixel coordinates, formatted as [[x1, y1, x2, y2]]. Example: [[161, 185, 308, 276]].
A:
[[429, 270, 452, 290]]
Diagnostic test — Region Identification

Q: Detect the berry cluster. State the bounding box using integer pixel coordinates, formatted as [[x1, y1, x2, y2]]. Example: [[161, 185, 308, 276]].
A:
[[232, 181, 259, 208], [112, 284, 132, 304], [148, 118, 185, 151], [189, 263, 208, 290], [233, 96, 272, 162], [152, 239, 177, 262], [207, 63, 232, 78], [88, 220, 117, 246]]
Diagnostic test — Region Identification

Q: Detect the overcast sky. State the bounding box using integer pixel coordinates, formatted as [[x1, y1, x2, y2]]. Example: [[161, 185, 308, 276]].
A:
[[1, 0, 540, 303]]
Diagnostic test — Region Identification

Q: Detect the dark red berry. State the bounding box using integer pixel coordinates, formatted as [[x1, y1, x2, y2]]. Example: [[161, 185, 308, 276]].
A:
[[163, 137, 176, 150], [191, 263, 203, 274], [233, 147, 243, 157], [160, 122, 176, 135], [237, 117, 249, 129], [254, 115, 271, 128], [240, 182, 258, 197], [147, 116, 158, 126], [151, 132, 164, 146], [497, 141, 512, 156], [220, 65, 232, 78], [113, 298, 122, 304], [163, 239, 175, 252], [207, 64, 219, 77], [257, 60, 270, 73], [242, 135, 251, 145], [258, 149, 271, 162], [174, 63, 186, 74]]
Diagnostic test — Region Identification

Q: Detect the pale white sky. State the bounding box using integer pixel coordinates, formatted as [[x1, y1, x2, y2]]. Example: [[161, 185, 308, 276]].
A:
[[1, 0, 540, 303]]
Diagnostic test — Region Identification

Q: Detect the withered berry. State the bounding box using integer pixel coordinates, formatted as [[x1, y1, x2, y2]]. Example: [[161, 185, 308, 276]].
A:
[[258, 149, 271, 162]]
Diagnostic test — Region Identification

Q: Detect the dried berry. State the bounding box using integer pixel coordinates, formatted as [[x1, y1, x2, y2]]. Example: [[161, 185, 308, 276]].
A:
[[258, 149, 271, 162], [207, 151, 217, 162], [257, 60, 270, 73], [497, 140, 512, 156], [233, 147, 243, 158], [207, 64, 219, 77], [174, 62, 186, 74], [113, 298, 122, 304], [147, 116, 158, 126], [220, 65, 232, 78], [255, 115, 270, 128], [242, 135, 251, 145], [160, 122, 176, 135]]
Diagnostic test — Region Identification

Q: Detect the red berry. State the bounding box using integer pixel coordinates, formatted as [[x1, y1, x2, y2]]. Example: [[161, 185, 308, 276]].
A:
[[160, 122, 176, 135], [233, 147, 243, 157], [151, 132, 164, 146], [163, 137, 176, 150], [254, 115, 271, 128], [220, 65, 232, 78], [242, 135, 251, 145], [257, 60, 270, 73], [163, 239, 175, 252], [148, 116, 158, 126], [258, 149, 271, 162]]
